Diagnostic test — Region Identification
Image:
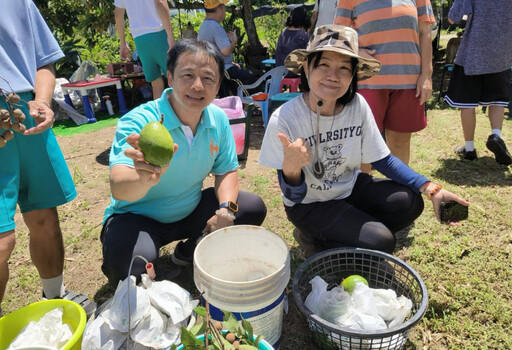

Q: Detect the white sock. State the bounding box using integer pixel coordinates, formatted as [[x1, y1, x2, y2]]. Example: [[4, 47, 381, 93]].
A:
[[492, 129, 501, 137], [41, 275, 65, 299], [465, 141, 475, 152]]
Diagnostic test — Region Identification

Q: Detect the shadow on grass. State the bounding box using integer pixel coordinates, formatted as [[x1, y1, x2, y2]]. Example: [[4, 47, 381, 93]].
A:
[[394, 224, 416, 250], [433, 157, 512, 187]]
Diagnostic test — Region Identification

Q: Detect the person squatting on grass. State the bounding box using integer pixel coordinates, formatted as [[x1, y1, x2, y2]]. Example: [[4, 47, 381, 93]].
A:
[[0, 0, 95, 317], [101, 39, 267, 286], [444, 0, 512, 165], [258, 25, 470, 258]]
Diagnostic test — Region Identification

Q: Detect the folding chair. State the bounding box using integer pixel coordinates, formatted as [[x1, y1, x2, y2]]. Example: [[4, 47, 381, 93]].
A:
[[237, 66, 289, 127]]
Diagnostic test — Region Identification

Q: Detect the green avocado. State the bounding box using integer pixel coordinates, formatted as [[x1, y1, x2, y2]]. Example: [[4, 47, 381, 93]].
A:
[[138, 121, 174, 166]]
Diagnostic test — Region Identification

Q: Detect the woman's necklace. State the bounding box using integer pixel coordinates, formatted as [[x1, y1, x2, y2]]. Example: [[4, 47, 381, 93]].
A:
[[305, 94, 342, 179]]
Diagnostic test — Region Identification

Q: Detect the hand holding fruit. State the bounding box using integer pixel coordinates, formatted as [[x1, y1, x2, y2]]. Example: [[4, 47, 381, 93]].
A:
[[125, 133, 177, 186], [26, 99, 55, 135]]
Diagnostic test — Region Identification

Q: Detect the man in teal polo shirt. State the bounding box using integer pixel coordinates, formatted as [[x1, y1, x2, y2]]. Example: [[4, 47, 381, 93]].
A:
[[101, 39, 267, 286]]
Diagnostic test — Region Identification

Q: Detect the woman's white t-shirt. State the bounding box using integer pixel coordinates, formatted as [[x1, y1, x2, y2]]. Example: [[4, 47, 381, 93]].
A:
[[259, 93, 389, 206]]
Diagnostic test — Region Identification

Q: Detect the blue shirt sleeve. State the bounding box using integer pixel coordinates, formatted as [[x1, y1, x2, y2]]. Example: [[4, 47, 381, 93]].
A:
[[277, 170, 307, 204], [448, 0, 472, 24], [371, 154, 429, 193]]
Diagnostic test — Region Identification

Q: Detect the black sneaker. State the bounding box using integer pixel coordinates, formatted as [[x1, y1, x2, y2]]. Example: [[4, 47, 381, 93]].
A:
[[455, 145, 477, 161], [486, 134, 512, 165], [171, 240, 194, 266]]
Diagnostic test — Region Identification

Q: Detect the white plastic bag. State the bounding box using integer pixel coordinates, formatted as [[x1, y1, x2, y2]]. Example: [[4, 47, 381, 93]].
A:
[[305, 276, 350, 324], [306, 276, 413, 331], [81, 316, 127, 350], [101, 276, 151, 333], [82, 274, 197, 350], [141, 275, 199, 324], [334, 282, 387, 331], [7, 308, 73, 350], [70, 61, 99, 82], [372, 289, 413, 328], [131, 306, 168, 348]]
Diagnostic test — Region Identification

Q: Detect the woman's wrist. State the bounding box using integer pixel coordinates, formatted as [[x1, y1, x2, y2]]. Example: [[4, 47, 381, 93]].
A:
[[421, 181, 442, 199]]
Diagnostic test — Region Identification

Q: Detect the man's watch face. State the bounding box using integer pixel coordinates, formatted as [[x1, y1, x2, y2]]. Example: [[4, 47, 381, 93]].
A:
[[228, 201, 238, 213]]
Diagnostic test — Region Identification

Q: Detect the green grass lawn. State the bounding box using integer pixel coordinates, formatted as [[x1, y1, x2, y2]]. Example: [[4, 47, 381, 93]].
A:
[[52, 112, 120, 137]]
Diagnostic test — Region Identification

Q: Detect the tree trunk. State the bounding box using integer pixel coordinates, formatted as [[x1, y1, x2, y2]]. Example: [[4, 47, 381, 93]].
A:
[[241, 0, 262, 49]]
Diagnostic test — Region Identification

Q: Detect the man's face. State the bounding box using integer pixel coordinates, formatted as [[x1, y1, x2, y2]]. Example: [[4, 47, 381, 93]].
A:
[[217, 4, 226, 21], [167, 51, 221, 117]]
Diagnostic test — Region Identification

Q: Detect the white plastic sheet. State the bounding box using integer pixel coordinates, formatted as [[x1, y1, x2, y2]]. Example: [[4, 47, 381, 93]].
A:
[[101, 276, 151, 333], [7, 308, 73, 350]]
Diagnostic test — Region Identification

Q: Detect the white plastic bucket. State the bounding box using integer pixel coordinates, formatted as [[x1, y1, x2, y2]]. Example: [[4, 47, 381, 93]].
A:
[[194, 225, 290, 349]]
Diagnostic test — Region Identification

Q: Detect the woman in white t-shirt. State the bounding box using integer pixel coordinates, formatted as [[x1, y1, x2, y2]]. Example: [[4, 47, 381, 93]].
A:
[[259, 25, 469, 257]]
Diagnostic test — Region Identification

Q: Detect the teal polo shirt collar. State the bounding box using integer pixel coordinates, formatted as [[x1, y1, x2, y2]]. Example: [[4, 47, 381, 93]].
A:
[[156, 88, 218, 133]]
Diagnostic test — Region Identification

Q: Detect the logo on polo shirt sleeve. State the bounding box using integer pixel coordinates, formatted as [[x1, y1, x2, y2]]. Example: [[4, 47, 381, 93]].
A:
[[210, 139, 219, 157]]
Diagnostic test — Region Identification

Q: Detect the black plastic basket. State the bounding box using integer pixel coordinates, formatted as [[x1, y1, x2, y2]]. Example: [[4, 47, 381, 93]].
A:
[[292, 248, 428, 350]]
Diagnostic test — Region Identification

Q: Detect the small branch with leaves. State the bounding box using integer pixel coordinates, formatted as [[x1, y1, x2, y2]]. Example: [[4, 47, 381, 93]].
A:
[[171, 300, 263, 350]]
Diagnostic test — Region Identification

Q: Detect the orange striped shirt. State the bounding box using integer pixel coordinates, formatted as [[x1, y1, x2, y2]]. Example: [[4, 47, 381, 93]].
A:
[[335, 0, 435, 89]]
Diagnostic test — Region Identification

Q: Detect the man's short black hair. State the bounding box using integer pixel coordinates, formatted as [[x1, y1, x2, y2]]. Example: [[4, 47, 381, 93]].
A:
[[166, 39, 225, 82]]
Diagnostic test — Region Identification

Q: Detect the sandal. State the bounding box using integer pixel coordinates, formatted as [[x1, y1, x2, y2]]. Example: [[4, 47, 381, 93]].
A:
[[60, 290, 97, 319]]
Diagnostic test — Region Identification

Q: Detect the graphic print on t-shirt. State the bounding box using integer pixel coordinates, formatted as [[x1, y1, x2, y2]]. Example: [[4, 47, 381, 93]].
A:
[[305, 124, 362, 190]]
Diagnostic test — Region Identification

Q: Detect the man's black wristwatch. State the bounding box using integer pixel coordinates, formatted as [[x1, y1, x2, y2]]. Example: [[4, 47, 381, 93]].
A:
[[219, 201, 238, 213]]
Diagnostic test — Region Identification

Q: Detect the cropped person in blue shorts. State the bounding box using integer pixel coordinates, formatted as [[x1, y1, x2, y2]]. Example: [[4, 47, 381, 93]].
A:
[[101, 39, 267, 286], [114, 0, 176, 100], [444, 0, 512, 165], [0, 0, 95, 317]]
